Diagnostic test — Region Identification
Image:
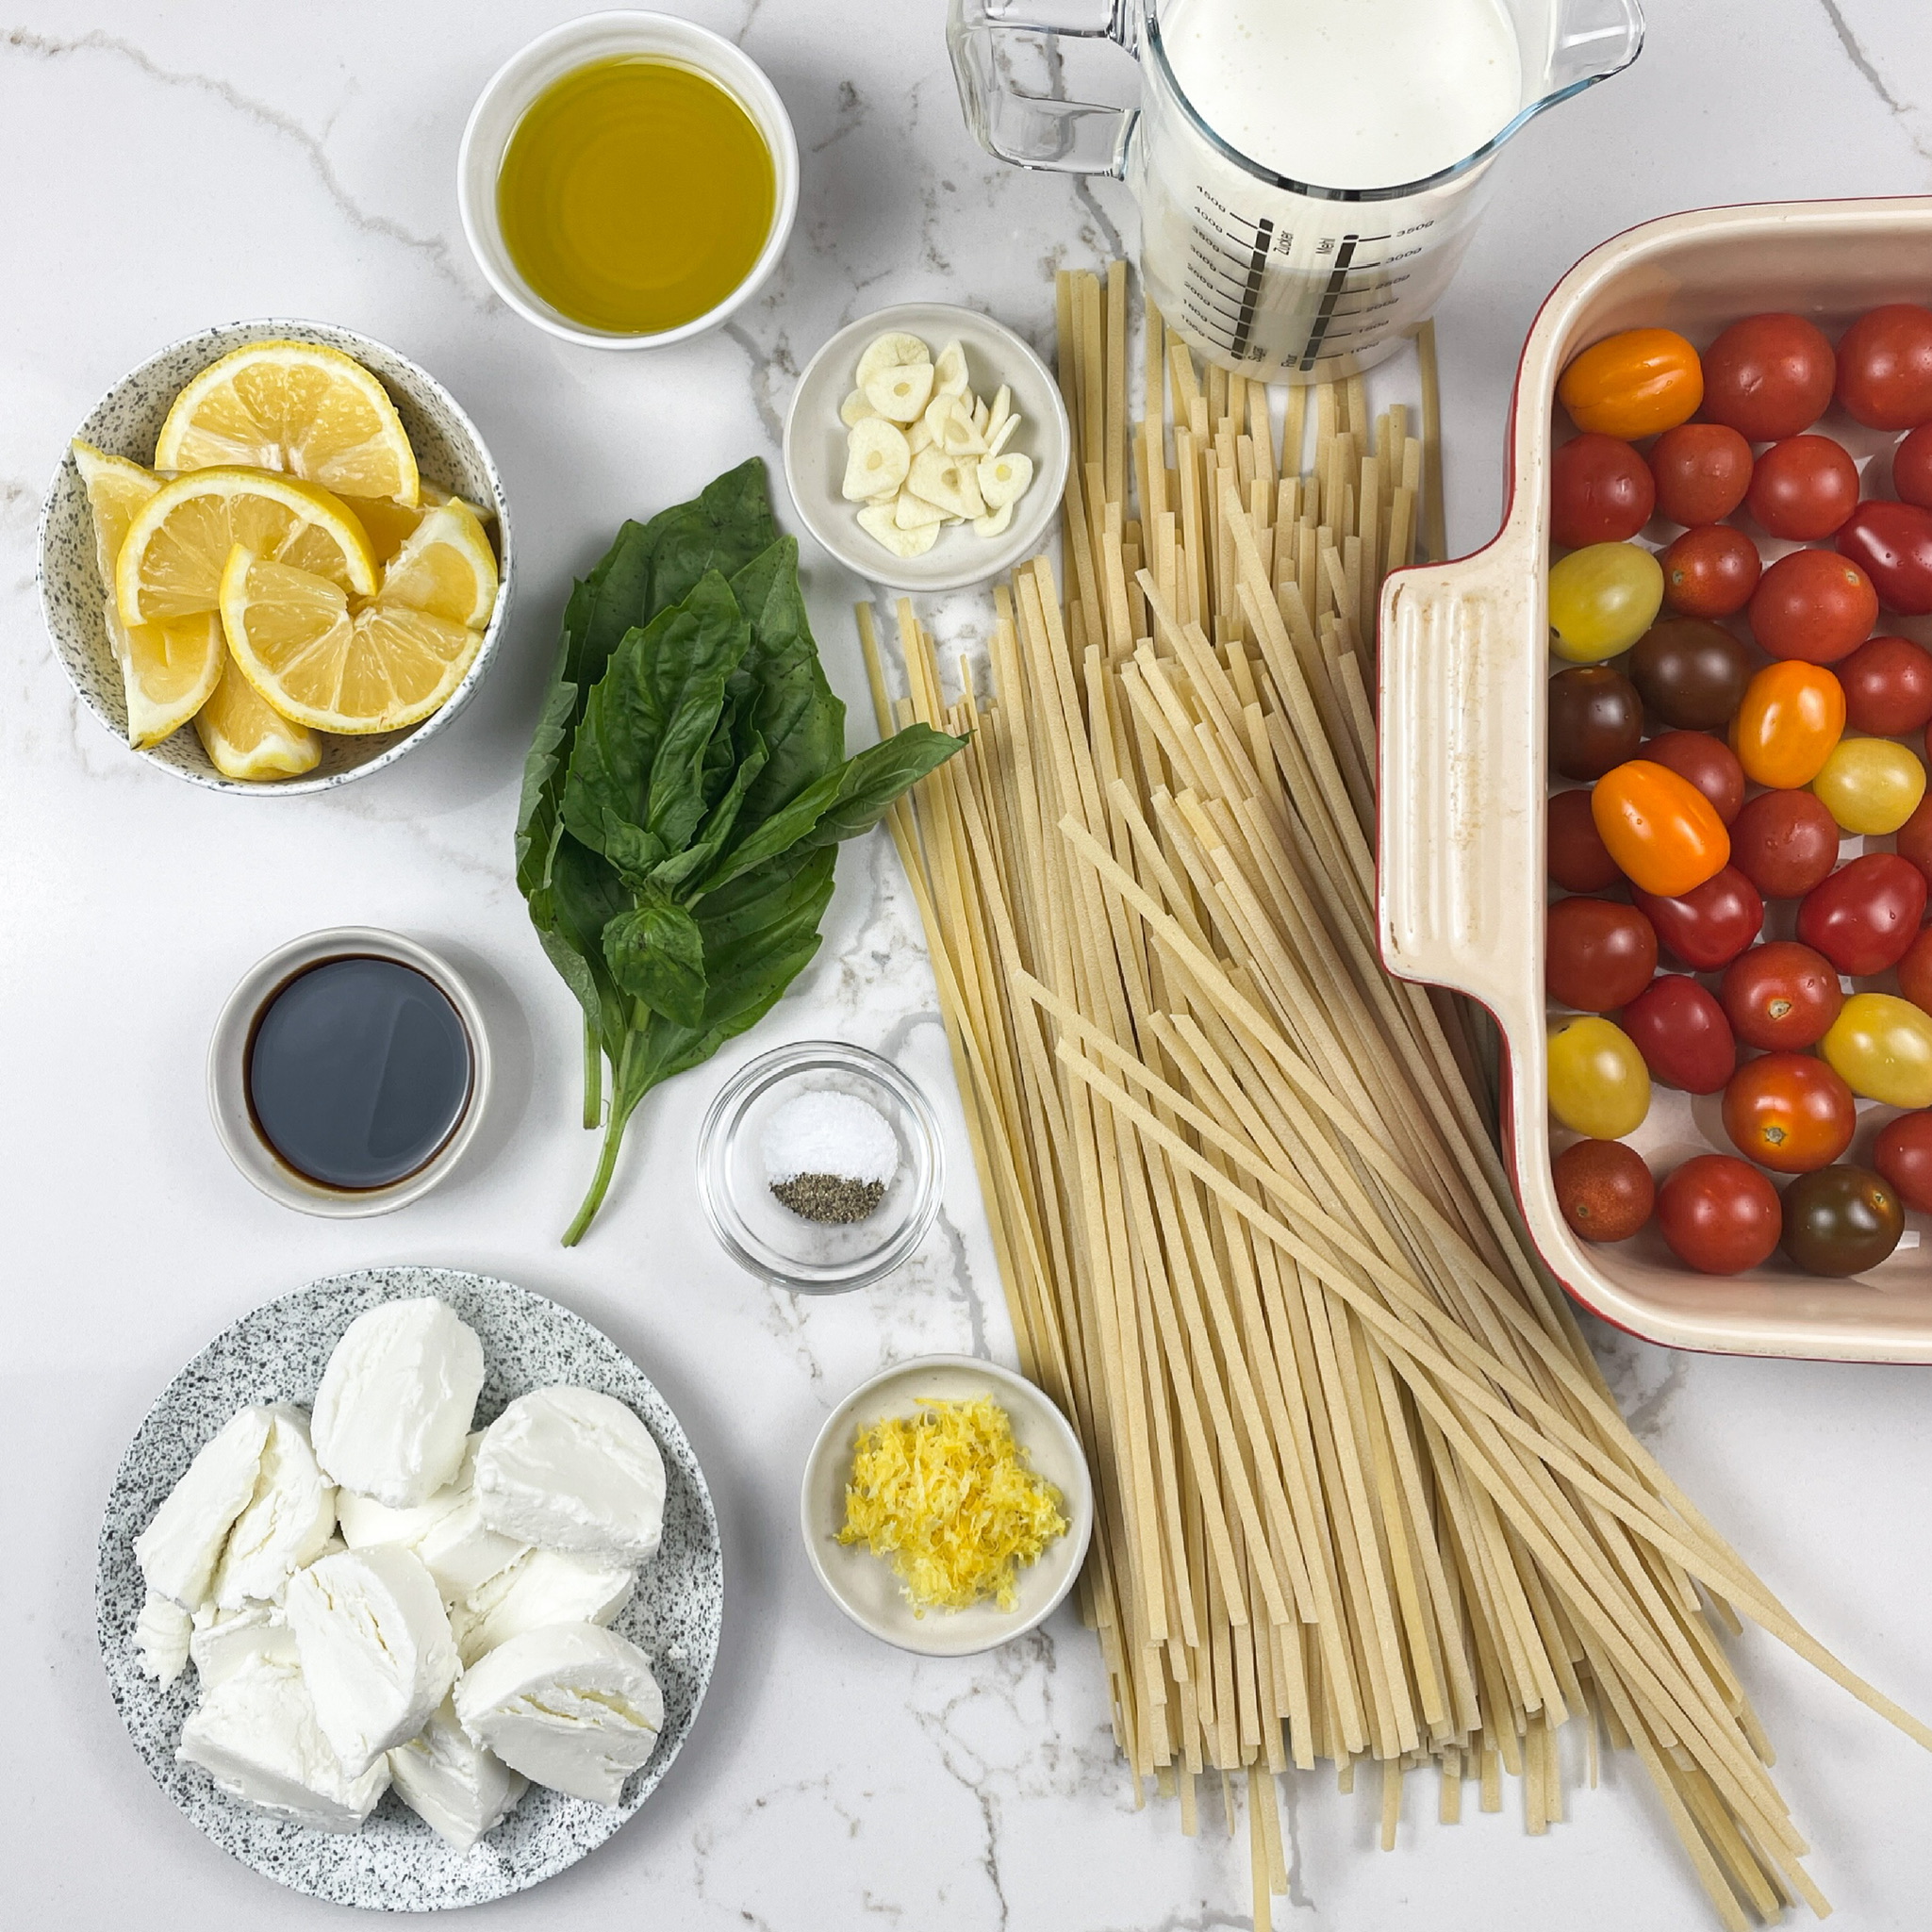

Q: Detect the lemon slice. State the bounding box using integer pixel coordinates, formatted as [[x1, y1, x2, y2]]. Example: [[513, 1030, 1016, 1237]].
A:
[[377, 500, 499, 627], [193, 649, 322, 781], [118, 468, 378, 628], [155, 340, 420, 504], [338, 485, 495, 566], [219, 547, 483, 735]]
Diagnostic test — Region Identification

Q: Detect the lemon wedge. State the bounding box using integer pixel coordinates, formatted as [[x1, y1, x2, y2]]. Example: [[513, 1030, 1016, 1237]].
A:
[[338, 485, 496, 566], [155, 340, 420, 504], [193, 649, 322, 781], [118, 468, 378, 628], [378, 500, 500, 628]]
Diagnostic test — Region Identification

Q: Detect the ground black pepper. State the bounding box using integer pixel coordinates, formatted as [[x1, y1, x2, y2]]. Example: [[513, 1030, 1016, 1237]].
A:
[[770, 1171, 887, 1223]]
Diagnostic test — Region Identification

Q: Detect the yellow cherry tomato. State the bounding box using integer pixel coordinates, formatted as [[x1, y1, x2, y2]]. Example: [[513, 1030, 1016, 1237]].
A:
[[1547, 1016, 1652, 1137], [1730, 660, 1846, 789], [1548, 542, 1665, 662], [1811, 735, 1928, 834], [1558, 328, 1705, 438], [1821, 993, 1932, 1107]]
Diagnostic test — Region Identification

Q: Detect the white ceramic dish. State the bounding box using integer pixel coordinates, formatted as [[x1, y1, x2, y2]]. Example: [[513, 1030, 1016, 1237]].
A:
[[206, 927, 492, 1218], [783, 302, 1070, 592], [800, 1355, 1093, 1657], [38, 318, 514, 794], [1379, 195, 1932, 1362], [457, 10, 799, 350]]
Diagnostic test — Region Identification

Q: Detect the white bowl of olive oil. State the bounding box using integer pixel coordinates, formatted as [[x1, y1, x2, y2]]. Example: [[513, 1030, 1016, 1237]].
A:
[[458, 11, 799, 349]]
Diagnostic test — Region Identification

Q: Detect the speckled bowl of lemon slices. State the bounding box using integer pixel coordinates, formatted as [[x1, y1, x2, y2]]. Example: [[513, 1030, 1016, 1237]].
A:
[[38, 321, 515, 793]]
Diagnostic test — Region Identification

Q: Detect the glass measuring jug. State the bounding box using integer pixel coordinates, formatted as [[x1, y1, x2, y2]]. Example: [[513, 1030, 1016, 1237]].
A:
[[949, 0, 1644, 383]]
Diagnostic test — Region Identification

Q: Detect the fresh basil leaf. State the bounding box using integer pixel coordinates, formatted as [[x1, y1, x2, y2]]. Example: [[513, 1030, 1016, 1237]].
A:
[[649, 730, 768, 893], [636, 457, 780, 619], [728, 538, 847, 823], [548, 831, 635, 1051], [603, 888, 708, 1028]]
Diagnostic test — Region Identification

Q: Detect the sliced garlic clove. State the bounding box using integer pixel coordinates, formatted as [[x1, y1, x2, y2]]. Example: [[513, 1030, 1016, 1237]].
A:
[[971, 395, 991, 438], [855, 332, 931, 388], [933, 339, 969, 399], [941, 407, 988, 457], [864, 361, 935, 423], [922, 394, 960, 445], [986, 384, 1012, 442], [858, 503, 940, 557], [973, 501, 1015, 538], [987, 411, 1022, 457], [906, 416, 935, 455], [907, 448, 985, 520], [842, 419, 911, 502], [838, 389, 877, 428], [894, 489, 947, 530], [977, 450, 1033, 510]]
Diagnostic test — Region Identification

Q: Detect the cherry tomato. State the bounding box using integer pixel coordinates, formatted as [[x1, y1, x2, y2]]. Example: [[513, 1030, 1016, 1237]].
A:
[[1627, 618, 1751, 730], [1895, 790, 1932, 888], [1621, 975, 1736, 1094], [1747, 549, 1877, 663], [1660, 525, 1760, 619], [1643, 730, 1743, 824], [1729, 660, 1845, 788], [1559, 328, 1703, 439], [1721, 1053, 1857, 1174], [1699, 313, 1836, 441], [1646, 423, 1753, 527], [1835, 304, 1932, 431], [1547, 1016, 1651, 1138], [1631, 867, 1763, 972], [1591, 759, 1730, 898], [1780, 1164, 1905, 1276], [1719, 941, 1843, 1050], [1873, 1111, 1932, 1212], [1545, 897, 1658, 1011], [1655, 1154, 1781, 1274], [1745, 436, 1859, 541], [1894, 421, 1932, 511], [1838, 635, 1932, 735], [1550, 434, 1655, 549], [1822, 991, 1932, 1106], [1796, 852, 1927, 974], [1810, 735, 1927, 835], [1727, 788, 1841, 899], [1549, 543, 1665, 662], [1552, 1139, 1655, 1242], [1836, 501, 1932, 617], [1546, 789, 1623, 891], [1548, 667, 1643, 781], [1898, 926, 1932, 1016]]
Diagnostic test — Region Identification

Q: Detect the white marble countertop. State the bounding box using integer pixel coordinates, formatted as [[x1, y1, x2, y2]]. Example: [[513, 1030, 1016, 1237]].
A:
[[6, 2, 1932, 1926]]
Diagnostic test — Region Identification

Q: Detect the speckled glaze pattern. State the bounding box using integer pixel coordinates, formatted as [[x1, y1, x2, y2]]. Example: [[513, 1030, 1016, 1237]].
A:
[[96, 1268, 722, 1910], [39, 321, 516, 795]]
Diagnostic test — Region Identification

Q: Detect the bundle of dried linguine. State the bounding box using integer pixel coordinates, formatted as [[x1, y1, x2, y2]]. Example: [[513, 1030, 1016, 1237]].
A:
[[860, 265, 1926, 1929]]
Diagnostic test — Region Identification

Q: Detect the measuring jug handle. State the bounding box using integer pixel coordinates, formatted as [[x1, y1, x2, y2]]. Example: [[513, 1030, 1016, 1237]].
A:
[[947, 0, 1138, 178]]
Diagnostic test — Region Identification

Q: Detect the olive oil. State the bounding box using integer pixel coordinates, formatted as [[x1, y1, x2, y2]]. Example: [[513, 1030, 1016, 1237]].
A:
[[497, 56, 776, 336]]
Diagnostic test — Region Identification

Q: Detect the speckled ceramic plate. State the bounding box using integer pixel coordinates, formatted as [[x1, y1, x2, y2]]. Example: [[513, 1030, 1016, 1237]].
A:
[[96, 1267, 722, 1910]]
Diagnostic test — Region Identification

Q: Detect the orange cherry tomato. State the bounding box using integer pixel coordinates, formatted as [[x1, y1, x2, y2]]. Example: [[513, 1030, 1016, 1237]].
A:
[[1590, 759, 1730, 897], [1559, 328, 1705, 439], [1728, 661, 1846, 789]]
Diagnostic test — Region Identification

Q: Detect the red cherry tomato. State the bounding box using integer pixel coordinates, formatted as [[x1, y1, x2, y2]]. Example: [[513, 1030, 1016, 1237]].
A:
[[1838, 634, 1932, 735], [1647, 423, 1753, 527], [1748, 548, 1878, 662], [1836, 501, 1932, 617], [1726, 788, 1841, 899], [1873, 1111, 1932, 1213], [1899, 926, 1932, 1015], [1552, 1138, 1655, 1241], [1660, 525, 1760, 619], [1655, 1154, 1782, 1273], [1546, 788, 1623, 892], [1621, 975, 1737, 1094], [1722, 1053, 1858, 1174], [1550, 434, 1656, 550], [1545, 897, 1658, 1011], [1700, 314, 1836, 440], [1720, 941, 1844, 1050], [1745, 436, 1860, 540], [1631, 866, 1763, 971], [1835, 304, 1932, 431], [1795, 851, 1928, 974], [1896, 791, 1932, 888], [1642, 730, 1744, 824], [1894, 421, 1932, 511]]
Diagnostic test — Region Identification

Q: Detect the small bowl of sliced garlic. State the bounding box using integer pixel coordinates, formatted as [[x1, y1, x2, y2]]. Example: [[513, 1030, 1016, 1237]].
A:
[[783, 303, 1069, 592]]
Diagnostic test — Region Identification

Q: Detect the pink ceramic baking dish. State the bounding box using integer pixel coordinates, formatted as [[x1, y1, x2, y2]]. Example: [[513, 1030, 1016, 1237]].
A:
[[1378, 197, 1932, 1362]]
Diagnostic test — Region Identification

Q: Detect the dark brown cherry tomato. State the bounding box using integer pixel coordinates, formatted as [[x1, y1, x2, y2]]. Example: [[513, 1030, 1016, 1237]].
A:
[[1621, 975, 1736, 1093], [1546, 788, 1623, 891], [1700, 314, 1836, 440], [1795, 851, 1928, 974], [1553, 1138, 1655, 1242], [1660, 524, 1761, 619], [1874, 1111, 1932, 1213], [1896, 790, 1932, 888], [1631, 866, 1763, 971], [1720, 942, 1844, 1050], [1835, 305, 1932, 431], [1656, 1154, 1782, 1274], [1627, 618, 1752, 729], [1643, 730, 1744, 824], [1548, 666, 1643, 781], [1721, 1053, 1857, 1173], [1780, 1164, 1905, 1275], [1748, 548, 1878, 662], [1894, 421, 1932, 511], [1838, 634, 1932, 735], [1897, 925, 1932, 1016], [1727, 788, 1841, 899], [1746, 435, 1860, 540], [1545, 897, 1658, 1011], [1550, 434, 1656, 549], [1647, 422, 1753, 527], [1836, 501, 1932, 617]]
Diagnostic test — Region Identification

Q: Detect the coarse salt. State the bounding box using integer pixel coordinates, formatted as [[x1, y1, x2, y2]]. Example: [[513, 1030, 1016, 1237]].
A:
[[761, 1090, 899, 1189]]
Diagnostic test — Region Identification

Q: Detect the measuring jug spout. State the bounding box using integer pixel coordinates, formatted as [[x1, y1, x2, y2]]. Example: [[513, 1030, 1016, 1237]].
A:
[[1506, 0, 1645, 150]]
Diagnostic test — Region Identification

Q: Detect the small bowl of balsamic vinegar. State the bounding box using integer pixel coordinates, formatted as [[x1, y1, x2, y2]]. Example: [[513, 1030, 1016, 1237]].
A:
[[458, 11, 799, 349], [207, 929, 492, 1217]]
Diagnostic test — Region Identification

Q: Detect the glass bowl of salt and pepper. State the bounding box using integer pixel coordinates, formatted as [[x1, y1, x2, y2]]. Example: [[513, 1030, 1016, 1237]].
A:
[[697, 1041, 944, 1292]]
